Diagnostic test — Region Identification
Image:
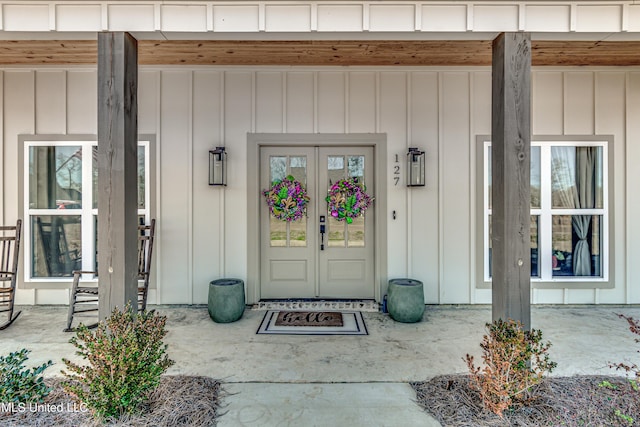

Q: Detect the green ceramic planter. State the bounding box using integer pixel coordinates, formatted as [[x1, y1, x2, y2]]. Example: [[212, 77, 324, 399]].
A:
[[387, 278, 425, 323], [208, 279, 245, 323]]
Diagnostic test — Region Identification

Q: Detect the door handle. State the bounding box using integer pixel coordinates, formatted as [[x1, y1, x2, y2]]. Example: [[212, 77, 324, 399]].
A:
[[320, 215, 326, 250]]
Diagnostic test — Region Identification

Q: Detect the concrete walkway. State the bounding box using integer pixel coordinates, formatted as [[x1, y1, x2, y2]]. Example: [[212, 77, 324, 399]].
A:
[[1, 305, 639, 426]]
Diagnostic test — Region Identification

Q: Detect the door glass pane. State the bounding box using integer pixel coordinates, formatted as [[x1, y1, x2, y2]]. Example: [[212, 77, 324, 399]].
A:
[[268, 155, 308, 247], [31, 215, 81, 277], [328, 217, 345, 247], [552, 214, 602, 277], [270, 156, 287, 183], [328, 156, 345, 184], [289, 156, 307, 186], [270, 217, 287, 247], [289, 218, 307, 247], [347, 216, 365, 247], [348, 156, 364, 180], [29, 146, 82, 209]]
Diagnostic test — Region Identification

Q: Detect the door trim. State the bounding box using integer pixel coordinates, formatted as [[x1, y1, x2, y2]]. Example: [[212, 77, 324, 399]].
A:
[[247, 133, 388, 305]]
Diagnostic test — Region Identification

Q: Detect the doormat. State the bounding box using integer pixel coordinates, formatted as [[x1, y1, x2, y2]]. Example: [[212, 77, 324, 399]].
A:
[[257, 310, 368, 335]]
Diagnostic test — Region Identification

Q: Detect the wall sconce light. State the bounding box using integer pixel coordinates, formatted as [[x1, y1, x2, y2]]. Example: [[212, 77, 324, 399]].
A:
[[407, 147, 425, 187], [209, 147, 227, 186]]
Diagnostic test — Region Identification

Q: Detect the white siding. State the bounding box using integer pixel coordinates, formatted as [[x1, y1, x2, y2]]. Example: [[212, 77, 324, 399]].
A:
[[3, 66, 640, 305]]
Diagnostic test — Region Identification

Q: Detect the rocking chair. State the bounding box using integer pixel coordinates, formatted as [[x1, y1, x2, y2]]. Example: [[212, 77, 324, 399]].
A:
[[0, 220, 22, 330], [64, 219, 155, 332]]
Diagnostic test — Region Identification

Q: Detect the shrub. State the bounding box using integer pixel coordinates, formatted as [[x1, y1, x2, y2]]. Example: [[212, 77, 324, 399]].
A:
[[465, 318, 557, 417], [0, 349, 52, 404], [62, 304, 174, 421], [610, 314, 640, 385]]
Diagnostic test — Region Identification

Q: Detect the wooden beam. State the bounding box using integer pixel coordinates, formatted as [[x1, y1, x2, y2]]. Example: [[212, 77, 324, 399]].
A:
[[491, 32, 531, 330], [0, 39, 639, 66], [97, 32, 139, 319]]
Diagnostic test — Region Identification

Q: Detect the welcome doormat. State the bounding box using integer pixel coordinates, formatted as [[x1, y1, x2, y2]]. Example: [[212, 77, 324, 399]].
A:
[[257, 310, 368, 335]]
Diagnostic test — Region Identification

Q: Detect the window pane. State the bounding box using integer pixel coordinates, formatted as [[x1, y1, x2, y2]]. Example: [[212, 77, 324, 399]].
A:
[[138, 146, 146, 209], [552, 214, 603, 277], [531, 146, 541, 209], [488, 147, 491, 209], [92, 146, 98, 209], [552, 146, 603, 209], [530, 215, 539, 277], [31, 215, 81, 277], [487, 215, 540, 278], [489, 146, 541, 209], [93, 145, 146, 209], [29, 146, 82, 209]]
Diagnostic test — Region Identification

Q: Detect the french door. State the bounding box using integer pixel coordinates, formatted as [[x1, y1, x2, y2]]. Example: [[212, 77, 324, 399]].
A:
[[260, 146, 375, 299]]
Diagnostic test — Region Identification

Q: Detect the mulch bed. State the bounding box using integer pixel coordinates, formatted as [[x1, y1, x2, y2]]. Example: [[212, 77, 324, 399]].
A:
[[412, 374, 640, 427], [1, 375, 221, 427]]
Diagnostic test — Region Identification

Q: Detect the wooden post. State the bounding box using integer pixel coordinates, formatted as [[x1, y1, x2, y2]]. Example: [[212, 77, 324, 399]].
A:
[[491, 32, 532, 330], [97, 32, 139, 320]]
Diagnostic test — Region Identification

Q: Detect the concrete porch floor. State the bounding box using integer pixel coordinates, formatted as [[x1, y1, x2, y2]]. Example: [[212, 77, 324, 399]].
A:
[[1, 305, 640, 426]]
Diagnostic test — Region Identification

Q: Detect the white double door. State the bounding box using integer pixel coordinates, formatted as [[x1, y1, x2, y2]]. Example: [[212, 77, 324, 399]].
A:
[[260, 146, 375, 299]]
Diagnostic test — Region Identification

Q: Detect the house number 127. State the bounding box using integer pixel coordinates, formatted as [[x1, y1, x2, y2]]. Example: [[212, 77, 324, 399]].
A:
[[393, 154, 400, 186]]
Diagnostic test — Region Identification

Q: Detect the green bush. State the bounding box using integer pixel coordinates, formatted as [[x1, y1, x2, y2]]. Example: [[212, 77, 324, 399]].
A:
[[465, 319, 557, 417], [0, 349, 52, 404], [62, 304, 174, 421]]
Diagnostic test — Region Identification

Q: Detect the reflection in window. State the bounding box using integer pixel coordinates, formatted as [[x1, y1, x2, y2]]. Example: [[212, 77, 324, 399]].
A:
[[29, 146, 82, 209], [31, 216, 81, 277]]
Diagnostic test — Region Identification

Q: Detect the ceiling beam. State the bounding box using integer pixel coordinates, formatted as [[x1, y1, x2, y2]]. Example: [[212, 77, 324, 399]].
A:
[[0, 40, 639, 66]]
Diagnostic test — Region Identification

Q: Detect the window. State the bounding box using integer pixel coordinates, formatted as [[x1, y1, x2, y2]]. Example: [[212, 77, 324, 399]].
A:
[[23, 138, 151, 280], [479, 138, 611, 287]]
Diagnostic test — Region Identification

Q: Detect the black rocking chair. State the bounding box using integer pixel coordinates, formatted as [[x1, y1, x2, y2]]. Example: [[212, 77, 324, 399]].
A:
[[64, 219, 155, 332], [0, 220, 22, 330]]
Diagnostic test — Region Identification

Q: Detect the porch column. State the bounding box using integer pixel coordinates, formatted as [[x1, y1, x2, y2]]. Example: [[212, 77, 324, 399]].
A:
[[491, 32, 532, 330], [97, 32, 139, 320]]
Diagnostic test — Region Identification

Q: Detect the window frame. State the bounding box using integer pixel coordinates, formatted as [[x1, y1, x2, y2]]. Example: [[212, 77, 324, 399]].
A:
[[475, 135, 614, 290], [19, 134, 155, 286]]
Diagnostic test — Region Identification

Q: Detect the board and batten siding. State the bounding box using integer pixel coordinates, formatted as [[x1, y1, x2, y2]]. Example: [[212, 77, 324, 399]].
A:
[[1, 67, 639, 306]]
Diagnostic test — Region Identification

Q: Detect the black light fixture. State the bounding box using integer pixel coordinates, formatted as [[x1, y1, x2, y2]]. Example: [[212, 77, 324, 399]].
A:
[[209, 147, 227, 186], [407, 147, 425, 187]]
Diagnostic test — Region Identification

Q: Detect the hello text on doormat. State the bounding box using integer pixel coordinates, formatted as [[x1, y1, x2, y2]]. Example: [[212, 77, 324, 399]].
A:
[[274, 311, 344, 327]]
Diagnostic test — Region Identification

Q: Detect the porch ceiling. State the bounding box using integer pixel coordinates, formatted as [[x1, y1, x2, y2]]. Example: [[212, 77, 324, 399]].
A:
[[0, 39, 639, 66]]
